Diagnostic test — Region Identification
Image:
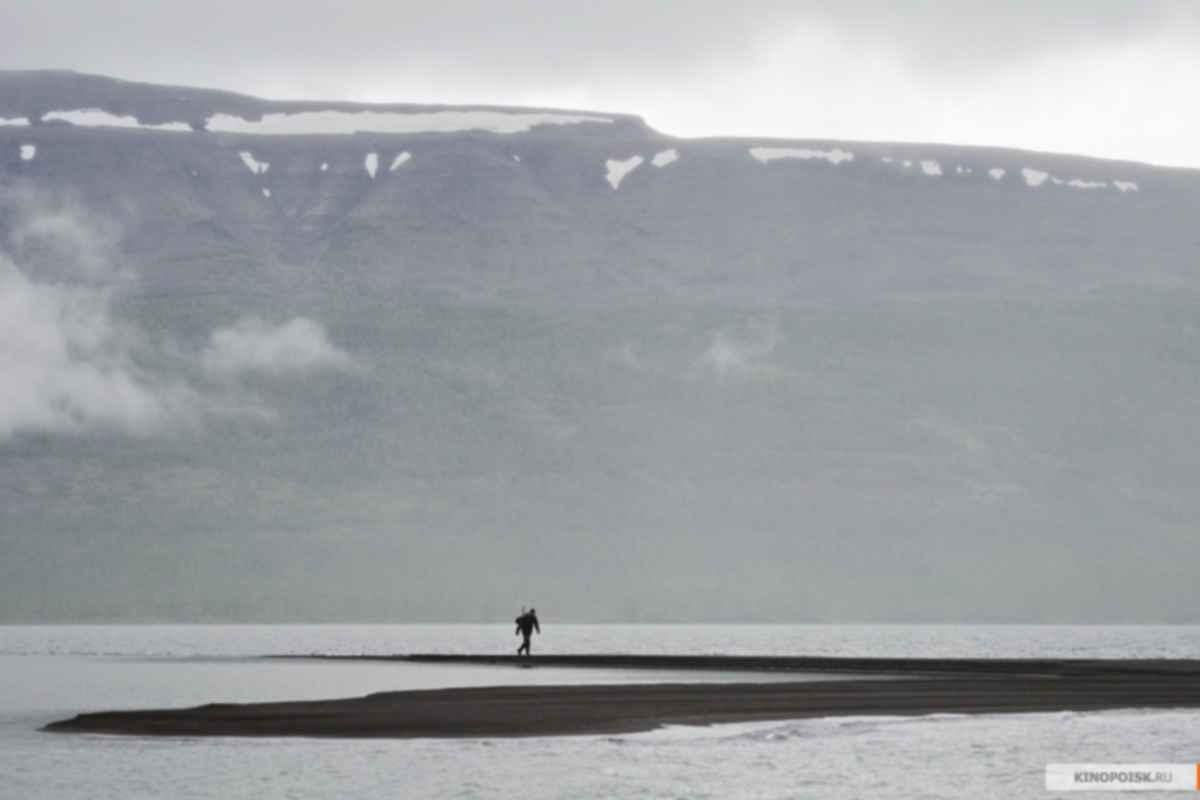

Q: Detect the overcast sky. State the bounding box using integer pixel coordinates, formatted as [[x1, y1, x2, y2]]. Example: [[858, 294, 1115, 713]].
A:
[[3, 1, 1199, 167]]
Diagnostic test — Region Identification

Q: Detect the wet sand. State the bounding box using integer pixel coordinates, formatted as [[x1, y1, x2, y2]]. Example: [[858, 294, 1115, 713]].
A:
[[44, 656, 1200, 739]]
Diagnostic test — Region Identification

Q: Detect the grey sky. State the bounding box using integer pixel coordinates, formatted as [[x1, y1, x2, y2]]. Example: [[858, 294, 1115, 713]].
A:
[[3, 1, 1199, 166]]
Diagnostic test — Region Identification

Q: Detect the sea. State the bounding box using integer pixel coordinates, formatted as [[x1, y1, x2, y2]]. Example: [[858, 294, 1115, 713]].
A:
[[2, 624, 1199, 799]]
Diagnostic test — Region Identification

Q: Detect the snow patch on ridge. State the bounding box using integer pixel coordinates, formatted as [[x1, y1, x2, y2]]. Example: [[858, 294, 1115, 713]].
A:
[[0, 116, 29, 127], [365, 152, 379, 179], [205, 109, 612, 136], [605, 156, 644, 189], [652, 148, 679, 167], [389, 152, 411, 171], [1023, 166, 1136, 193], [1022, 168, 1049, 187], [871, 153, 1136, 195], [320, 162, 329, 172], [261, 188, 271, 198], [19, 144, 35, 161], [238, 151, 269, 175], [34, 106, 614, 136], [749, 147, 854, 166], [44, 109, 191, 132]]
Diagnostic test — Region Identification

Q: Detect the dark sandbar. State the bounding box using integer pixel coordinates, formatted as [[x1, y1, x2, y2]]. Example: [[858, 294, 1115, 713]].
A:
[[44, 656, 1200, 739]]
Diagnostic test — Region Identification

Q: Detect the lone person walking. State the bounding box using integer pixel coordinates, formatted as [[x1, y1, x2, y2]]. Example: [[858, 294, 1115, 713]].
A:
[[515, 607, 540, 656]]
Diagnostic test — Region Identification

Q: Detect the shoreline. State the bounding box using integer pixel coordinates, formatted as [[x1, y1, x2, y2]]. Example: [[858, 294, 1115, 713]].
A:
[[44, 656, 1200, 739], [270, 653, 1200, 677]]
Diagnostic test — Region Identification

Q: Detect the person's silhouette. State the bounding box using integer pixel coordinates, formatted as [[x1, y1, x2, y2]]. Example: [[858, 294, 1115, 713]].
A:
[[515, 607, 540, 656]]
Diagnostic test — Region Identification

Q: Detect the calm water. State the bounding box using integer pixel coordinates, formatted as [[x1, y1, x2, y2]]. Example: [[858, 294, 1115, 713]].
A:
[[3, 624, 1199, 799]]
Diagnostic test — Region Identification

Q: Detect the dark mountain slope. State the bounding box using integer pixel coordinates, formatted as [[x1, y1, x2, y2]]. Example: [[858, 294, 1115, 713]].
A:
[[3, 70, 1194, 301], [1, 72, 1198, 623]]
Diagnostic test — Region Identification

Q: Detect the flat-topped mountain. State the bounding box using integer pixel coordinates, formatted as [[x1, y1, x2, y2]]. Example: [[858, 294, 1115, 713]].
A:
[[3, 70, 1195, 301], [2, 72, 1198, 623]]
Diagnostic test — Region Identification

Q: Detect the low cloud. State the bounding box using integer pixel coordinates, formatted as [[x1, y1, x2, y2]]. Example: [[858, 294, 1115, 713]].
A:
[[202, 317, 358, 378], [912, 412, 991, 456], [3, 186, 124, 283], [0, 190, 199, 439], [0, 253, 200, 438], [698, 318, 782, 379], [0, 192, 355, 441], [605, 342, 646, 372]]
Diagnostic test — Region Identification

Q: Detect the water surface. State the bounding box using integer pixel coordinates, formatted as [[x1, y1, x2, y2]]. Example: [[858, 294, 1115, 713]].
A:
[[4, 624, 1198, 799]]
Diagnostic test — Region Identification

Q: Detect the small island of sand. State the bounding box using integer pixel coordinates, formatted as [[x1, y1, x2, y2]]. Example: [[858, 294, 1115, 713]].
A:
[[44, 655, 1200, 739]]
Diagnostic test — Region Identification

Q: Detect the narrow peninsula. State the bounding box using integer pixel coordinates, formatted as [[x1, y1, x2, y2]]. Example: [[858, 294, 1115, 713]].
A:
[[45, 656, 1200, 739]]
